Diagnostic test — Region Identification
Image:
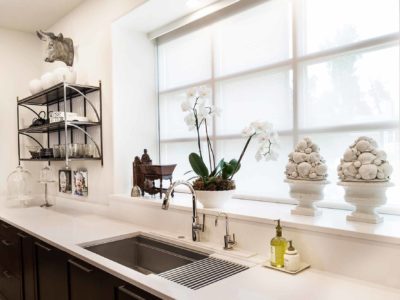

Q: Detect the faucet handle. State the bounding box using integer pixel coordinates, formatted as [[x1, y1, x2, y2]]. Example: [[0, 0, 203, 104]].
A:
[[162, 197, 169, 210]]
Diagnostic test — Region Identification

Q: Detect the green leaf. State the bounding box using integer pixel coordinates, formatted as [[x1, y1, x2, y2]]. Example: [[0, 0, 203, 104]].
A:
[[210, 159, 224, 177], [229, 159, 241, 175], [222, 164, 235, 180], [189, 153, 209, 177], [220, 159, 241, 179]]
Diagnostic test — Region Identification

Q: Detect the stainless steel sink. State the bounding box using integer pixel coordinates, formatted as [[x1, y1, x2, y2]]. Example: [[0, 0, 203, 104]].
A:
[[84, 235, 209, 275]]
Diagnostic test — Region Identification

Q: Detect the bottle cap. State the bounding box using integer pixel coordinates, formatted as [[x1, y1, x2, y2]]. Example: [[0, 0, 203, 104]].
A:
[[275, 219, 282, 237]]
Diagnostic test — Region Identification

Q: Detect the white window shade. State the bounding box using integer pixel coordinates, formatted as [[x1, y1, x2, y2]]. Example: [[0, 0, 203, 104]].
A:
[[158, 27, 212, 91], [299, 0, 400, 55], [215, 69, 293, 135], [299, 45, 399, 129], [213, 0, 292, 76]]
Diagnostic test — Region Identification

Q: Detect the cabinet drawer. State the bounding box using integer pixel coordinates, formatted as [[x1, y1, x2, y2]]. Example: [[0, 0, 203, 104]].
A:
[[116, 285, 161, 300], [0, 266, 22, 300], [0, 238, 21, 278], [0, 222, 20, 245]]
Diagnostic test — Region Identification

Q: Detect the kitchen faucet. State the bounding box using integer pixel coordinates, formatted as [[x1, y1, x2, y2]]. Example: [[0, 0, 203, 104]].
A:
[[162, 180, 204, 242], [215, 212, 236, 250]]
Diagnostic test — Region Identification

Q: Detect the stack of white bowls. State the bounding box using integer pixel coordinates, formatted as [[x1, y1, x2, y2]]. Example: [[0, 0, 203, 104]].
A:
[[29, 67, 77, 95]]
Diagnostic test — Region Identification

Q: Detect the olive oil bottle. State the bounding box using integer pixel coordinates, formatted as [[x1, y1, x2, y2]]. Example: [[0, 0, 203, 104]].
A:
[[270, 219, 287, 268]]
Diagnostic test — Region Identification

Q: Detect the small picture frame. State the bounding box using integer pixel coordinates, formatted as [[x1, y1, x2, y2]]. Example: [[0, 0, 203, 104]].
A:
[[73, 169, 88, 197], [59, 169, 72, 194]]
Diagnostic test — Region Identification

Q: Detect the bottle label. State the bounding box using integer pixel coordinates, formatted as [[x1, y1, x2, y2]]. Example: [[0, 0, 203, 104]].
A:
[[270, 246, 276, 264]]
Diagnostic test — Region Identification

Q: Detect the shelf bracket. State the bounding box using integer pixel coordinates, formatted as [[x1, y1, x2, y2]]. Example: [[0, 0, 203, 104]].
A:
[[65, 84, 101, 122], [19, 105, 44, 119], [19, 133, 45, 149]]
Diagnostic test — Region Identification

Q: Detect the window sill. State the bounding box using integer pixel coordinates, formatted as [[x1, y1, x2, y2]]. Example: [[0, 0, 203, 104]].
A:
[[233, 193, 400, 216], [110, 193, 400, 246]]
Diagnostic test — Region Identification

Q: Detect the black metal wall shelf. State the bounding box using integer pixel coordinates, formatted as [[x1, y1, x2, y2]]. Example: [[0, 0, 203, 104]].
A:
[[18, 83, 100, 106], [20, 158, 102, 162], [19, 121, 101, 134], [17, 81, 104, 166]]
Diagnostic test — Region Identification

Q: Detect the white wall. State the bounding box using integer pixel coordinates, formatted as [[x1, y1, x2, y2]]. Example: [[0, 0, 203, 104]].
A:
[[0, 28, 42, 195], [111, 23, 158, 195], [42, 0, 152, 202]]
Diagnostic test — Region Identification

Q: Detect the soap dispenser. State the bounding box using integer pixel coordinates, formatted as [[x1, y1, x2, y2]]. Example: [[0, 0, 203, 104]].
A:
[[284, 240, 301, 272], [270, 219, 287, 268]]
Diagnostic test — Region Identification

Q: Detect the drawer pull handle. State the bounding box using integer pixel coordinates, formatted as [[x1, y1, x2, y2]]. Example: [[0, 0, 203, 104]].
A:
[[17, 232, 28, 239], [1, 223, 10, 229], [1, 239, 13, 246], [35, 242, 52, 252], [118, 286, 146, 300], [3, 270, 13, 279], [68, 259, 93, 273]]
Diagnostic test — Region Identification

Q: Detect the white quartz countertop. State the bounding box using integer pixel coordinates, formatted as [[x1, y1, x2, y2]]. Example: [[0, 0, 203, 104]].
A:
[[0, 204, 399, 300]]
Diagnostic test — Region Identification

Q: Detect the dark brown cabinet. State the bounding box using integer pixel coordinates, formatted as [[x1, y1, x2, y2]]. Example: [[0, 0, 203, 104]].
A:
[[34, 241, 69, 300], [68, 258, 161, 300], [19, 233, 35, 300], [0, 220, 163, 300], [68, 258, 117, 300], [0, 222, 23, 300]]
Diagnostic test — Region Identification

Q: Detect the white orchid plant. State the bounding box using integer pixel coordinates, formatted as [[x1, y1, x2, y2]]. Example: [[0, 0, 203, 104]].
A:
[[182, 86, 279, 191]]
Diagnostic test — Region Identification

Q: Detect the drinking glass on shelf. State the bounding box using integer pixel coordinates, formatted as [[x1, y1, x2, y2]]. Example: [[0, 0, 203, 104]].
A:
[[59, 145, 66, 158], [53, 145, 60, 158], [67, 144, 74, 158], [84, 144, 97, 158], [78, 144, 85, 157]]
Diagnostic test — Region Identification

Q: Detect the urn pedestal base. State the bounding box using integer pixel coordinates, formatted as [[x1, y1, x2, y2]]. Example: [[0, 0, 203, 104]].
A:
[[338, 181, 394, 224], [285, 179, 328, 217]]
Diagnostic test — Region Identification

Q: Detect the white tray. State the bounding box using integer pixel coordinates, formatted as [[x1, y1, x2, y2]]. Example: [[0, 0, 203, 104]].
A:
[[263, 261, 310, 274]]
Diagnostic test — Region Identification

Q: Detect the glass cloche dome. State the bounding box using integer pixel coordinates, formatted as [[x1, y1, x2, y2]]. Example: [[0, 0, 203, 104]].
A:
[[7, 165, 34, 207], [39, 165, 55, 183]]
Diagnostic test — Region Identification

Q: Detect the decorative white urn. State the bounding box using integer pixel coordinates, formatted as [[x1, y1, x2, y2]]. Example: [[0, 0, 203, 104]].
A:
[[285, 179, 328, 216], [337, 136, 394, 224], [338, 181, 393, 224], [195, 190, 235, 209], [285, 137, 329, 216]]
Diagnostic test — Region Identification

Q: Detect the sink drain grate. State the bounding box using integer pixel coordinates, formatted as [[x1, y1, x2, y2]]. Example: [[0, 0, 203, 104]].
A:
[[158, 257, 249, 290]]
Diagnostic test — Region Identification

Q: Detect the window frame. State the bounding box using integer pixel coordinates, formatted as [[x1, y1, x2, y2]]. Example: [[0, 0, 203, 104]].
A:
[[156, 0, 400, 212]]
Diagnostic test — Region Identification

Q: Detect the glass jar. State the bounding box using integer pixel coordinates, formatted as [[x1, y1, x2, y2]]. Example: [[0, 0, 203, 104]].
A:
[[7, 166, 34, 207], [39, 166, 55, 183]]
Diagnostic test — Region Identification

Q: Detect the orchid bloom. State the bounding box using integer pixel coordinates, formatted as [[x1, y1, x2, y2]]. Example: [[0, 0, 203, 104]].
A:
[[241, 121, 279, 162]]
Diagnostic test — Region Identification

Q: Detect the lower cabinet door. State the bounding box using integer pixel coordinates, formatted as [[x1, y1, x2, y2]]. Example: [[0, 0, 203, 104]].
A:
[[68, 259, 115, 300], [34, 241, 68, 300], [18, 232, 35, 300], [0, 266, 22, 300]]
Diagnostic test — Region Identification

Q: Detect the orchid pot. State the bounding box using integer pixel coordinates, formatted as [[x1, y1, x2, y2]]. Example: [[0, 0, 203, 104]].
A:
[[195, 189, 235, 209]]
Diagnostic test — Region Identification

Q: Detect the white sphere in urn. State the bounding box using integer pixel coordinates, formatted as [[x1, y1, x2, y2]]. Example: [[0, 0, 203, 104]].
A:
[[337, 136, 392, 182], [285, 137, 328, 181]]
